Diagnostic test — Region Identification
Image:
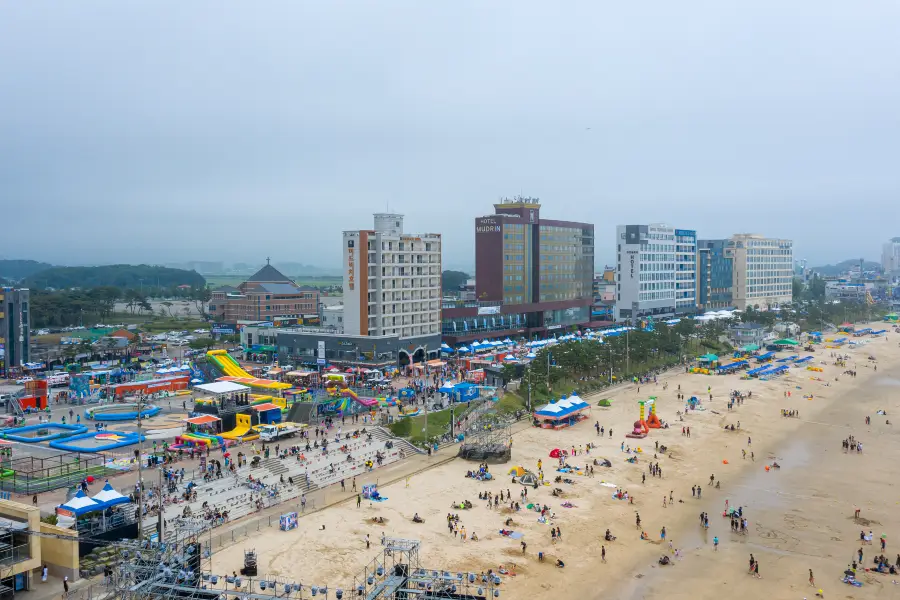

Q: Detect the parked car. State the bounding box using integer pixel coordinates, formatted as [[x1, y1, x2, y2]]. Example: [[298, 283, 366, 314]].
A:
[[15, 377, 33, 385]]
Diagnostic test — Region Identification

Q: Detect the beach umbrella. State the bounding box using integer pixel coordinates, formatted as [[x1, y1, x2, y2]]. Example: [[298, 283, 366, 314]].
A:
[[190, 378, 203, 384], [503, 355, 517, 361], [439, 382, 456, 393], [525, 352, 536, 359], [502, 338, 513, 344], [457, 346, 470, 353]]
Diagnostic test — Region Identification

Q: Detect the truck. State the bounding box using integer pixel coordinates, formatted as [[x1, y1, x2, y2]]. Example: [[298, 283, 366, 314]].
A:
[[257, 423, 300, 442], [46, 373, 70, 388]]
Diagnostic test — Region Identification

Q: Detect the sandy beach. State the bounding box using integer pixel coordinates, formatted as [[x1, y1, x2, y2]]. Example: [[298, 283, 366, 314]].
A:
[[210, 324, 900, 600]]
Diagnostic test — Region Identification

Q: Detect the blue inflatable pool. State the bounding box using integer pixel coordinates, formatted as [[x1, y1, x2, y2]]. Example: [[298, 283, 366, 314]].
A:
[[85, 403, 161, 422], [0, 423, 88, 443], [49, 431, 145, 452]]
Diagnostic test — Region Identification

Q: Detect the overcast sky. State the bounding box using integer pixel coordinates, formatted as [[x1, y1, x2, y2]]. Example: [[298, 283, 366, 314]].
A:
[[2, 1, 899, 270]]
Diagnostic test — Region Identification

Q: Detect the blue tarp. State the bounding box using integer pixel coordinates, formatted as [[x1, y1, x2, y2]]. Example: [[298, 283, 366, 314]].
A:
[[755, 352, 775, 361], [794, 356, 813, 365], [717, 361, 747, 371], [451, 382, 480, 402], [746, 366, 770, 376]]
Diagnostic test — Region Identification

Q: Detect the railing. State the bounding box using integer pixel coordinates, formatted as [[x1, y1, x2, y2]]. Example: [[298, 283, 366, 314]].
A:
[[0, 544, 31, 566]]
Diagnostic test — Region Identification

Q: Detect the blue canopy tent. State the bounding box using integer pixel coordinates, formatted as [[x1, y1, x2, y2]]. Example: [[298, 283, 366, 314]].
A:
[[438, 382, 457, 394], [746, 366, 769, 376], [794, 356, 813, 365], [717, 360, 747, 373], [58, 489, 103, 516], [534, 395, 591, 429], [92, 481, 131, 509], [457, 346, 471, 353], [451, 382, 480, 402], [440, 343, 453, 353], [755, 352, 776, 362]]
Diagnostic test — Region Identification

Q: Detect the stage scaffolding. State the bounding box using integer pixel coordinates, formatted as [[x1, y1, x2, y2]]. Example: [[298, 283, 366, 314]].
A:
[[113, 537, 504, 600], [457, 409, 513, 463]]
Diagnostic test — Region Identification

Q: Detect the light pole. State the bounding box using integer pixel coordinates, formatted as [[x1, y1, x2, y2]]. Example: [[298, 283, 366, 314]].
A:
[[135, 394, 145, 539]]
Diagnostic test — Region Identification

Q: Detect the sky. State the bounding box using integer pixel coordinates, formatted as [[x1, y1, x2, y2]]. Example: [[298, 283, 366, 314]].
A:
[[2, 1, 899, 270]]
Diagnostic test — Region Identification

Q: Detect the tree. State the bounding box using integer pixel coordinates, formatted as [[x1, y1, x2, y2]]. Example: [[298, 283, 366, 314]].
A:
[[189, 337, 217, 352], [161, 301, 174, 317], [192, 287, 212, 320], [792, 277, 804, 299], [441, 270, 470, 292]]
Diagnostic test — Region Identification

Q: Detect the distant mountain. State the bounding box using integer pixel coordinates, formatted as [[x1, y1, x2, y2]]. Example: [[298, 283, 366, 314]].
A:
[[810, 259, 881, 276], [0, 259, 54, 283], [22, 264, 205, 290]]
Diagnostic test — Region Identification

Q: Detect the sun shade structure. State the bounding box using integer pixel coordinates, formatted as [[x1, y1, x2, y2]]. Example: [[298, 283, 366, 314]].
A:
[[772, 339, 799, 346], [193, 381, 251, 395], [698, 354, 718, 362], [91, 481, 131, 509], [58, 489, 103, 516]]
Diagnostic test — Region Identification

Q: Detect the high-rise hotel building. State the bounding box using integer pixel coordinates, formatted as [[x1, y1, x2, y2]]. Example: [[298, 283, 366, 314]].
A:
[[342, 213, 442, 362], [729, 234, 793, 310], [441, 197, 595, 344]]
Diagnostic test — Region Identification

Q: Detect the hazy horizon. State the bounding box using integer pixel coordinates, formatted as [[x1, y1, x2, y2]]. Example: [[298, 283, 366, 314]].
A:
[[3, 1, 899, 268]]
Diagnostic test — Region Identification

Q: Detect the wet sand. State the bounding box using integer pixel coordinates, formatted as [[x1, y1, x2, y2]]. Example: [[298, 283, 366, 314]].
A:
[[210, 325, 899, 600]]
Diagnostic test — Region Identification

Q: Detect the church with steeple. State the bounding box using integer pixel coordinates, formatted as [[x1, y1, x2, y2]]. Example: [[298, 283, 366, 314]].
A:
[[208, 259, 319, 326]]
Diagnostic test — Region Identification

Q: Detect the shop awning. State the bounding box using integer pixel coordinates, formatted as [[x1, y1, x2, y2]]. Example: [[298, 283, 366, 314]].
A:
[[185, 415, 221, 426]]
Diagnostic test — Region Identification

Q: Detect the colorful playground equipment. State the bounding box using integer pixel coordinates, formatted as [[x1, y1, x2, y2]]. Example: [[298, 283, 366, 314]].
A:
[[173, 431, 225, 450], [645, 397, 662, 428], [220, 413, 259, 441], [0, 423, 88, 443], [625, 400, 650, 439], [397, 401, 420, 418], [85, 403, 162, 421], [205, 350, 292, 391]]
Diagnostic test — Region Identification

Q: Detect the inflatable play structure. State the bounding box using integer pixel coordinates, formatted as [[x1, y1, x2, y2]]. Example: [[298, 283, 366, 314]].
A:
[[219, 414, 259, 441], [625, 401, 652, 439], [172, 431, 225, 450], [645, 398, 662, 428], [0, 423, 88, 443], [48, 430, 145, 452], [220, 413, 259, 441], [320, 382, 381, 415], [85, 403, 162, 422], [205, 350, 291, 391]]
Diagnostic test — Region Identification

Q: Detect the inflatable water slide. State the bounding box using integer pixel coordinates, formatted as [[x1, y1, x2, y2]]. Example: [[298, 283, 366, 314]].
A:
[[220, 413, 259, 441], [206, 350, 291, 391]]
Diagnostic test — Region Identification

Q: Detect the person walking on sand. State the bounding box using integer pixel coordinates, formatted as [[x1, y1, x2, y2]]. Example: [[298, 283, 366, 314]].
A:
[[713, 536, 719, 550], [601, 545, 606, 562], [357, 494, 361, 508], [809, 569, 815, 587]]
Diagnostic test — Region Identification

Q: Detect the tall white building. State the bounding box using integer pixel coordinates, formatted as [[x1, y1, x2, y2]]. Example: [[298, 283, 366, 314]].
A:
[[729, 234, 793, 310], [342, 213, 442, 362], [675, 228, 698, 314], [882, 238, 900, 274], [615, 224, 696, 321]]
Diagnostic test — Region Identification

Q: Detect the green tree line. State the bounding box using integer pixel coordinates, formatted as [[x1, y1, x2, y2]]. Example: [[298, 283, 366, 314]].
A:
[[22, 264, 205, 290], [29, 286, 212, 328]]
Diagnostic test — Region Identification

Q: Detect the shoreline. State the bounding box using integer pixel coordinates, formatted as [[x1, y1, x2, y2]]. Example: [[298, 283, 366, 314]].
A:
[[204, 325, 898, 600]]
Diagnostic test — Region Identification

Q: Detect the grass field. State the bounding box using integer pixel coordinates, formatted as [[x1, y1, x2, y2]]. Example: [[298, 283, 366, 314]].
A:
[[389, 393, 527, 444], [205, 275, 342, 288]]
